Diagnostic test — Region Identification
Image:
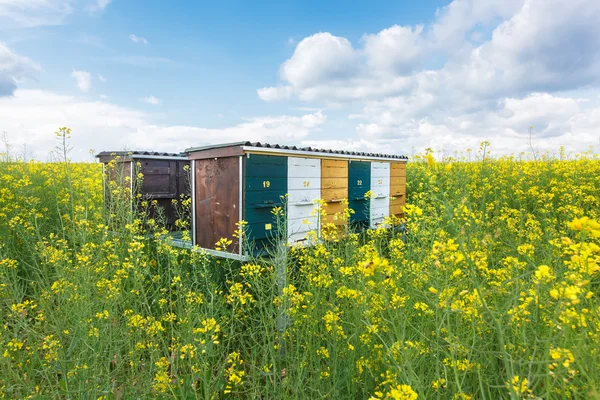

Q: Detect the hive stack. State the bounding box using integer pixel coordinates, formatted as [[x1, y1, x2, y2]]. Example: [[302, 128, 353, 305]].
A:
[[185, 142, 408, 259]]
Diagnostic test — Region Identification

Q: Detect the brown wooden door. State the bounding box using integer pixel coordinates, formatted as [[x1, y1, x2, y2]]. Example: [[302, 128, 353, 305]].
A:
[[194, 157, 240, 253]]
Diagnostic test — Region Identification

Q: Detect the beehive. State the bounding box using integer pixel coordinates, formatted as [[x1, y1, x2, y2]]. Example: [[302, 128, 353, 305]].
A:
[[96, 151, 190, 229], [185, 142, 408, 259]]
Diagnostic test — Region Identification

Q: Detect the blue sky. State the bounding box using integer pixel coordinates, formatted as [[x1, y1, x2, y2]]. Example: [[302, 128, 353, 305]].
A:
[[1, 0, 599, 160]]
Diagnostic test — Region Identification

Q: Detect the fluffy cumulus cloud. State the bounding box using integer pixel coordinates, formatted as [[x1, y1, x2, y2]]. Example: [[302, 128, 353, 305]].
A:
[[0, 42, 41, 96], [259, 0, 600, 155], [0, 90, 327, 160]]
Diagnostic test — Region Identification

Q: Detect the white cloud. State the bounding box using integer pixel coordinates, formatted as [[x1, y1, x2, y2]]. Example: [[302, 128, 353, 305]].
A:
[[258, 0, 600, 154], [140, 95, 160, 105], [348, 92, 600, 156], [71, 69, 91, 92], [129, 34, 149, 45], [97, 73, 106, 82], [280, 33, 358, 89], [87, 0, 111, 14], [0, 89, 328, 160], [0, 41, 41, 96], [257, 85, 293, 102], [0, 0, 74, 28], [134, 111, 327, 151], [362, 24, 425, 74], [0, 89, 146, 160], [428, 0, 525, 51], [262, 0, 600, 104]]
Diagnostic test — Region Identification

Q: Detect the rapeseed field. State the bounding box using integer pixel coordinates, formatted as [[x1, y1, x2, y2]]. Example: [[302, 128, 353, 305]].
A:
[[1, 136, 599, 399]]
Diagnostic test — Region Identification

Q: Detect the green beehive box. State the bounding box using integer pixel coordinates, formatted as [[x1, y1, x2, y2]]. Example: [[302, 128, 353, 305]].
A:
[[348, 160, 371, 230]]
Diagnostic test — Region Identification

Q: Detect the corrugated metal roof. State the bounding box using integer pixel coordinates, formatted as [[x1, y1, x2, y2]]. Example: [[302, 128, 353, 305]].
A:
[[185, 141, 408, 160], [96, 150, 186, 158]]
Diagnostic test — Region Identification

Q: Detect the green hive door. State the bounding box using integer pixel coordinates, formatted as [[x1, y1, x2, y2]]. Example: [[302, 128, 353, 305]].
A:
[[244, 154, 288, 254], [348, 160, 371, 230]]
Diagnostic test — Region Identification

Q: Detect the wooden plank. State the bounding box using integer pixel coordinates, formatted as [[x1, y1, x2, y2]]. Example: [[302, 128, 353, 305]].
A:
[[244, 154, 288, 177], [321, 177, 348, 190], [188, 146, 244, 160], [322, 159, 347, 169], [390, 162, 407, 177], [323, 214, 348, 226], [195, 157, 240, 253], [390, 203, 403, 215], [321, 188, 347, 202], [321, 166, 348, 178], [321, 159, 349, 235], [390, 176, 407, 186], [390, 184, 406, 197]]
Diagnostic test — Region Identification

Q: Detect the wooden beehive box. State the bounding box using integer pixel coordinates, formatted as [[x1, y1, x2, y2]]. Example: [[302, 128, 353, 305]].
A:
[[185, 142, 407, 260], [96, 151, 190, 229]]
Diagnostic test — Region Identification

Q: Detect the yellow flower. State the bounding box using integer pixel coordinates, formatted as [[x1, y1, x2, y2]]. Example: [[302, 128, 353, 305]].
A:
[[533, 265, 555, 283], [387, 384, 418, 400], [505, 376, 531, 397]]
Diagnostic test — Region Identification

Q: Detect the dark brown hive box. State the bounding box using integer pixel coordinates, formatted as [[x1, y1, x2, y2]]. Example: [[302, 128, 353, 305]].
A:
[[96, 151, 190, 229]]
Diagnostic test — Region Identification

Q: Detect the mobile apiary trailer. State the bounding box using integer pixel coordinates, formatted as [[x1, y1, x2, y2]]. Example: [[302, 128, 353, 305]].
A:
[[96, 151, 190, 229], [186, 142, 407, 260]]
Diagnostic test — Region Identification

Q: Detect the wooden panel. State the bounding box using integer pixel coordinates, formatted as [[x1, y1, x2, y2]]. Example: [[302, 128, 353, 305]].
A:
[[321, 160, 349, 233], [391, 162, 407, 177], [288, 188, 320, 204], [348, 160, 371, 227], [390, 196, 406, 216], [390, 184, 406, 198], [244, 155, 287, 252], [177, 161, 190, 198], [245, 154, 288, 177], [390, 176, 407, 187], [370, 162, 390, 229], [288, 157, 320, 175], [288, 157, 320, 245], [140, 160, 177, 197], [320, 188, 347, 202], [389, 162, 406, 218], [322, 159, 347, 169], [187, 146, 244, 160], [390, 203, 403, 216], [195, 157, 240, 253], [321, 178, 348, 190]]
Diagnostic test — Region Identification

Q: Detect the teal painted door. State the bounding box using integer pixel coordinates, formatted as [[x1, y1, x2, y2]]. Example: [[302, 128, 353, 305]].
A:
[[244, 154, 288, 254], [348, 160, 371, 229]]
